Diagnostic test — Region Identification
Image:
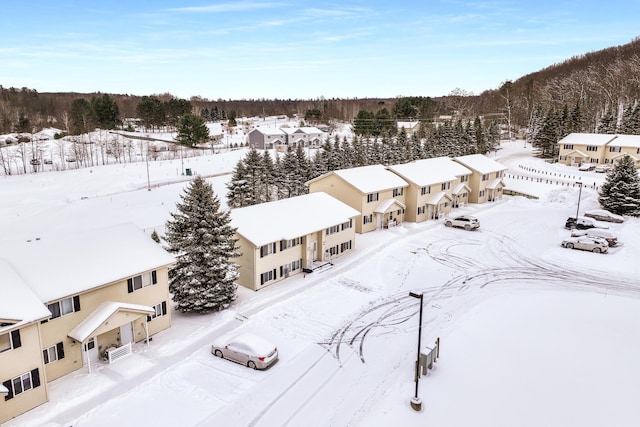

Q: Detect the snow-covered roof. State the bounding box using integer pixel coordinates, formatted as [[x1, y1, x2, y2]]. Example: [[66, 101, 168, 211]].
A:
[[557, 133, 618, 146], [0, 223, 175, 303], [282, 127, 322, 135], [397, 121, 419, 129], [231, 192, 360, 247], [388, 157, 471, 186], [206, 123, 223, 137], [486, 178, 505, 190], [454, 154, 508, 174], [374, 198, 406, 214], [68, 301, 154, 342], [311, 164, 409, 194], [565, 149, 588, 158], [452, 183, 471, 195], [607, 134, 640, 148], [251, 128, 286, 136], [426, 191, 452, 204], [0, 259, 51, 330]]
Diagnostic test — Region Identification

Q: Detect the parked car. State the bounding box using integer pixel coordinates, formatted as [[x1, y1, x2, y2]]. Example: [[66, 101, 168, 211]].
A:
[[583, 209, 624, 223], [444, 215, 480, 230], [571, 229, 618, 247], [595, 164, 612, 173], [565, 216, 608, 230], [561, 236, 609, 253], [211, 332, 278, 370], [578, 163, 596, 171]]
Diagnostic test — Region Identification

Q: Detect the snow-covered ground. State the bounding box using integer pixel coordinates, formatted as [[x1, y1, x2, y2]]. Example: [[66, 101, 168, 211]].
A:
[[2, 139, 640, 427]]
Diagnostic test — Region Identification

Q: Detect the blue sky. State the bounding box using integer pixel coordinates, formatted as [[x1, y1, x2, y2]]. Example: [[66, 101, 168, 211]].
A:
[[1, 1, 639, 100]]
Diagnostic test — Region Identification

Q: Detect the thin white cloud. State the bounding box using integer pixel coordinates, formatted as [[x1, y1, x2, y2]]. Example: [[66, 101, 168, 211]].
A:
[[166, 2, 287, 13]]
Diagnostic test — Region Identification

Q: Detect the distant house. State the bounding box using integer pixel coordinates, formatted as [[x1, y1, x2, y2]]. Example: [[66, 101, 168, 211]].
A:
[[397, 121, 420, 135], [247, 128, 287, 149], [454, 154, 507, 203], [557, 133, 640, 167], [306, 165, 409, 233], [247, 127, 325, 151], [230, 192, 359, 290], [387, 157, 472, 222], [0, 224, 175, 424]]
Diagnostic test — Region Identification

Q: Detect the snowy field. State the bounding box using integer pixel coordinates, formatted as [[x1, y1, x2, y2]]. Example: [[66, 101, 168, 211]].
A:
[[2, 139, 640, 427]]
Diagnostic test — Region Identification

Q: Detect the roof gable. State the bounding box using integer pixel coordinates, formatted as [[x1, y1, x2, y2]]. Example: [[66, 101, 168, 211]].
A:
[[388, 157, 471, 186], [454, 154, 508, 174]]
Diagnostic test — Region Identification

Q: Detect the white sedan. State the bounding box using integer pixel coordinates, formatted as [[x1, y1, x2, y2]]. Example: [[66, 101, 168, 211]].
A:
[[561, 236, 609, 253], [211, 332, 278, 370]]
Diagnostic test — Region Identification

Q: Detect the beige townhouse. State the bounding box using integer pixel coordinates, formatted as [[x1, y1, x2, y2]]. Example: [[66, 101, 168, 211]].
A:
[[230, 192, 360, 290], [387, 157, 473, 222], [0, 224, 175, 423], [556, 133, 617, 166], [306, 164, 409, 233], [454, 154, 507, 203], [601, 134, 640, 167]]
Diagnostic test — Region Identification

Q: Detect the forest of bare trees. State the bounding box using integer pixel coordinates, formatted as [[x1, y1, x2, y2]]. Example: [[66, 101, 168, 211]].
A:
[[1, 37, 639, 138]]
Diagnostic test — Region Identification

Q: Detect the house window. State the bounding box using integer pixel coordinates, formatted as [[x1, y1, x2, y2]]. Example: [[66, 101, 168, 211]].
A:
[[127, 271, 157, 293], [496, 171, 503, 178], [363, 214, 373, 224], [479, 190, 485, 197], [148, 302, 168, 320], [328, 245, 339, 256], [441, 182, 450, 191], [341, 219, 353, 230], [340, 241, 352, 252], [609, 146, 621, 152], [421, 186, 430, 195], [460, 175, 468, 182], [0, 330, 21, 353], [260, 269, 276, 285], [481, 174, 489, 181], [3, 369, 40, 400], [48, 296, 81, 319], [563, 144, 574, 150], [43, 342, 65, 364], [260, 243, 277, 258], [393, 188, 404, 197], [280, 259, 302, 277], [280, 237, 301, 250], [586, 145, 598, 152], [326, 225, 340, 235], [418, 206, 425, 215], [366, 192, 379, 203]]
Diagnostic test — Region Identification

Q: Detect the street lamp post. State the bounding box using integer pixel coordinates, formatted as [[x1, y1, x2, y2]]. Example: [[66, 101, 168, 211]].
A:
[[409, 291, 424, 411], [575, 181, 583, 219]]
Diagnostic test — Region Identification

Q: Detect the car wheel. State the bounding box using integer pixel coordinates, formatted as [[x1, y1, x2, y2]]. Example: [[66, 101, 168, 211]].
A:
[[214, 349, 223, 358], [464, 224, 471, 230], [593, 247, 601, 253], [566, 243, 574, 249], [247, 360, 257, 369], [445, 221, 452, 227]]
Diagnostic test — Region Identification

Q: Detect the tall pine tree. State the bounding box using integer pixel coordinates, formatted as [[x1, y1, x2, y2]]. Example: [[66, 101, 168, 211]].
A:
[[598, 155, 640, 216], [165, 176, 240, 313]]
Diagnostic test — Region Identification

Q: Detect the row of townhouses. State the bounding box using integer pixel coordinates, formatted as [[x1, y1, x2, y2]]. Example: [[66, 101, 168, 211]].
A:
[[247, 127, 325, 150], [1, 153, 507, 422], [230, 153, 507, 290], [557, 133, 640, 167]]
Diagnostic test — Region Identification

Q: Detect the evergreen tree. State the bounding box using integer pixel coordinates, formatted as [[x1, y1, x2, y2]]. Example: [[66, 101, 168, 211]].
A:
[[261, 150, 276, 202], [91, 94, 120, 129], [226, 160, 252, 208], [165, 176, 240, 313], [243, 148, 267, 205], [177, 114, 209, 147], [596, 108, 617, 134], [150, 230, 161, 243], [598, 155, 640, 216]]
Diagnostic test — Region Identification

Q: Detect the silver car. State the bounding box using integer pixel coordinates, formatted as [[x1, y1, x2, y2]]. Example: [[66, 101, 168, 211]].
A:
[[561, 236, 609, 253], [444, 215, 480, 230], [211, 332, 278, 370], [583, 209, 624, 223]]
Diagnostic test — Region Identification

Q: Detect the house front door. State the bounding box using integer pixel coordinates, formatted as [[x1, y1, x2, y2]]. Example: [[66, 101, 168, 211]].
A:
[[120, 323, 134, 345], [85, 337, 99, 362]]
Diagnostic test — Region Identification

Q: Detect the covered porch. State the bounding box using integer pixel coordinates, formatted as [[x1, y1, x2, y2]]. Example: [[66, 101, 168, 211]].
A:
[[486, 179, 505, 202], [564, 149, 588, 166], [452, 183, 471, 208], [425, 191, 452, 220], [374, 199, 406, 229], [68, 301, 155, 373]]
